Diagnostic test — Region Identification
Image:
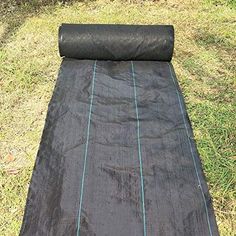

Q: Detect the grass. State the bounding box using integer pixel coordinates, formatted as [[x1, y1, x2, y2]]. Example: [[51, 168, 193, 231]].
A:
[[0, 0, 235, 235]]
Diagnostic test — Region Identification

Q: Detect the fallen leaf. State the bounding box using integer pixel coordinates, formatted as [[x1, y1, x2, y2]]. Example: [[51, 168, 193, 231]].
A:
[[6, 153, 15, 163], [6, 168, 20, 175]]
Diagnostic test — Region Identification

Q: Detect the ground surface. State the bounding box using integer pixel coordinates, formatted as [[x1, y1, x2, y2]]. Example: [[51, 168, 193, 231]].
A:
[[0, 0, 235, 235]]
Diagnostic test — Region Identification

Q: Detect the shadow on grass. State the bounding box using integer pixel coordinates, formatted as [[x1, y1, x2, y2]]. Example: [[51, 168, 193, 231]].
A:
[[0, 0, 76, 48], [194, 29, 235, 52]]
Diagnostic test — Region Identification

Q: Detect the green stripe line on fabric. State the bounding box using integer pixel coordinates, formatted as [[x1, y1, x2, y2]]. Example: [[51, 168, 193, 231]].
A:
[[131, 61, 147, 236], [77, 60, 97, 236]]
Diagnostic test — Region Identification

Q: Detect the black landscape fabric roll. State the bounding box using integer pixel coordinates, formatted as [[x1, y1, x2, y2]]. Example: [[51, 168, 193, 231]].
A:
[[59, 24, 174, 61], [20, 24, 219, 236]]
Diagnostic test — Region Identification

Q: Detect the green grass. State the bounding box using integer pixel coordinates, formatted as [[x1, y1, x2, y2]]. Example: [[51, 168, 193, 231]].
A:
[[0, 0, 235, 235]]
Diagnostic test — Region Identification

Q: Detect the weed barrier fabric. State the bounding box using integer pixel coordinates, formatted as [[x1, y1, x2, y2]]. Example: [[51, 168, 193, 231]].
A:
[[59, 24, 174, 61], [20, 24, 219, 236]]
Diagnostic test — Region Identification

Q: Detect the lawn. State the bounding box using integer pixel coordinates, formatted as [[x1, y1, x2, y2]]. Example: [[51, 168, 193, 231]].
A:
[[0, 0, 235, 235]]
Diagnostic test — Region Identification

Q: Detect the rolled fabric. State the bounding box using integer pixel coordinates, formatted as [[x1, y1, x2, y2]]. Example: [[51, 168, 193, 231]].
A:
[[59, 24, 174, 61]]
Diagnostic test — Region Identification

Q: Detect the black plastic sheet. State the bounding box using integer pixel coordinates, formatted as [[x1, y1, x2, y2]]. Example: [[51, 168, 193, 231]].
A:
[[20, 24, 219, 236]]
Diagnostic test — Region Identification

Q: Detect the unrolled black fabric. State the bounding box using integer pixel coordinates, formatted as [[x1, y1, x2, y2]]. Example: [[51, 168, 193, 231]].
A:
[[20, 24, 219, 236], [59, 24, 174, 61]]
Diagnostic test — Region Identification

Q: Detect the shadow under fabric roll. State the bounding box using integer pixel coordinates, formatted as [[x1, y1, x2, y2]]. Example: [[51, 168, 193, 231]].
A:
[[20, 24, 219, 236]]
